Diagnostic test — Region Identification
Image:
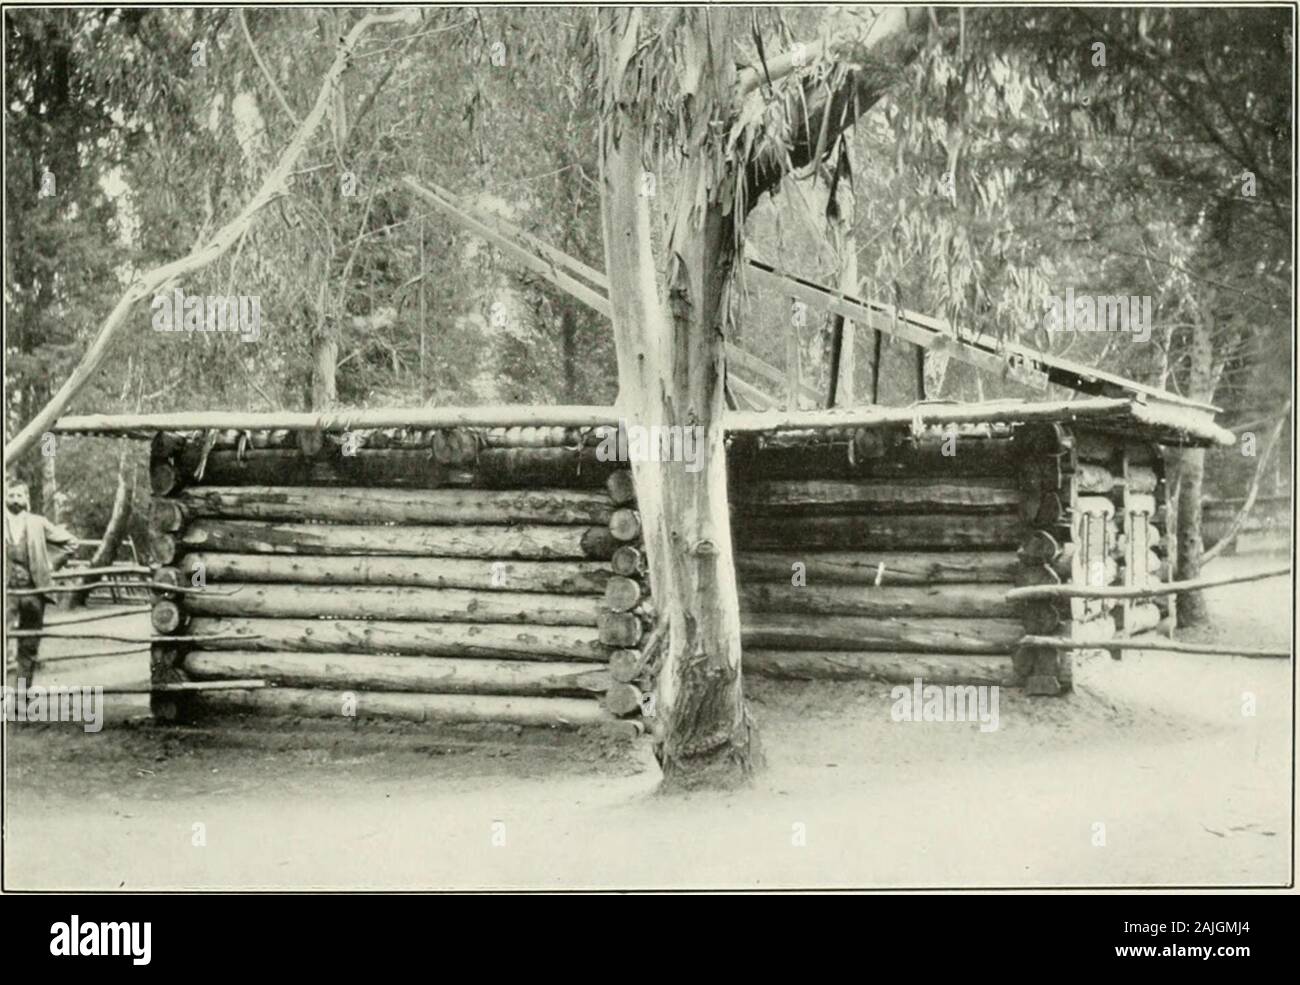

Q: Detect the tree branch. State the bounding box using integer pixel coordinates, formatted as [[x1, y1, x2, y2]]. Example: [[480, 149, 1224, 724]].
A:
[[1202, 407, 1289, 563], [741, 7, 932, 214], [4, 8, 417, 469], [239, 10, 301, 126]]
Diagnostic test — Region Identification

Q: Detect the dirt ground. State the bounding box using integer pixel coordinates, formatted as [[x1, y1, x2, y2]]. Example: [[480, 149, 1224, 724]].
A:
[[3, 554, 1292, 890]]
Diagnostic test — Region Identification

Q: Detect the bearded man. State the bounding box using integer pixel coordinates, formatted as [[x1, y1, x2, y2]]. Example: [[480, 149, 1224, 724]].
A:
[[4, 480, 78, 685]]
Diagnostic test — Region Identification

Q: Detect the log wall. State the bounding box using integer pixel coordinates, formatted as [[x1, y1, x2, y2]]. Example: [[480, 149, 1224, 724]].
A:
[[729, 424, 1025, 688], [148, 418, 1168, 727], [148, 425, 642, 731], [728, 421, 1167, 693]]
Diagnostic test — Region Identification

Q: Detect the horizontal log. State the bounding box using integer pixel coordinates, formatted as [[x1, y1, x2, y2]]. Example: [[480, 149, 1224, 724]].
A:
[[1073, 462, 1117, 494], [739, 583, 1014, 618], [185, 687, 615, 728], [181, 519, 617, 560], [10, 631, 251, 645], [1006, 563, 1289, 601], [479, 425, 586, 448], [180, 552, 611, 594], [727, 442, 852, 479], [187, 616, 608, 661], [734, 550, 1020, 584], [183, 650, 613, 697], [732, 477, 1021, 514], [96, 679, 270, 694], [728, 437, 1021, 480], [162, 425, 593, 453], [173, 486, 611, 526], [743, 650, 1015, 685], [734, 513, 1022, 550], [38, 606, 152, 628], [191, 449, 474, 489], [741, 614, 1022, 654], [183, 445, 617, 490], [8, 579, 218, 597], [49, 564, 152, 582], [474, 446, 617, 488], [1019, 635, 1290, 659], [61, 405, 621, 433], [185, 583, 602, 626], [725, 398, 1227, 437], [1149, 584, 1171, 614]]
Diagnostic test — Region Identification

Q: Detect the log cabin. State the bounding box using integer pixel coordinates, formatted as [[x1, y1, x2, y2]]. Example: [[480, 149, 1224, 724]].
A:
[[51, 379, 1231, 731], [46, 177, 1234, 729]]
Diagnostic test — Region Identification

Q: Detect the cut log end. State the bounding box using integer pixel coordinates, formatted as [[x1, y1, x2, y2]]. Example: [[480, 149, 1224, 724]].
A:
[[150, 533, 179, 566], [604, 575, 643, 612], [607, 649, 644, 683], [150, 462, 179, 496], [597, 611, 643, 647], [151, 600, 184, 634], [602, 682, 643, 717], [610, 545, 644, 577], [609, 508, 642, 542], [606, 469, 637, 506]]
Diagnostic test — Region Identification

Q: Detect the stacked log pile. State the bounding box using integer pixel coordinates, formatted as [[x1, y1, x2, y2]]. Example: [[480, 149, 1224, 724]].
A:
[[147, 426, 641, 731], [730, 425, 1027, 687], [1013, 425, 1169, 694], [597, 468, 656, 719]]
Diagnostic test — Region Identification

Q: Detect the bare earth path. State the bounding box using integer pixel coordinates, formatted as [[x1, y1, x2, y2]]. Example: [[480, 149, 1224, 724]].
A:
[[4, 555, 1291, 889]]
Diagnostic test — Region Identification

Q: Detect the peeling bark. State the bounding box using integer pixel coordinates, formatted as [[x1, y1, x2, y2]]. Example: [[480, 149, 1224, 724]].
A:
[[596, 7, 931, 790]]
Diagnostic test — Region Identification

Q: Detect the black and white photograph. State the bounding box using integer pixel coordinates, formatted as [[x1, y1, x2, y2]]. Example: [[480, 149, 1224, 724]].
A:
[[1, 2, 1294, 908]]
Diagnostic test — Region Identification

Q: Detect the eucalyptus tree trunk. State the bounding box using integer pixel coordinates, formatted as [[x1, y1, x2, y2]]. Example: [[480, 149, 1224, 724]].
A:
[[596, 5, 931, 789], [599, 10, 754, 789]]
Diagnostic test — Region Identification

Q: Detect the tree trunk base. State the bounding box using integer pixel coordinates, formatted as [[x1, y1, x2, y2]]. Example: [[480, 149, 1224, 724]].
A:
[[653, 704, 763, 793], [1176, 588, 1210, 626]]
